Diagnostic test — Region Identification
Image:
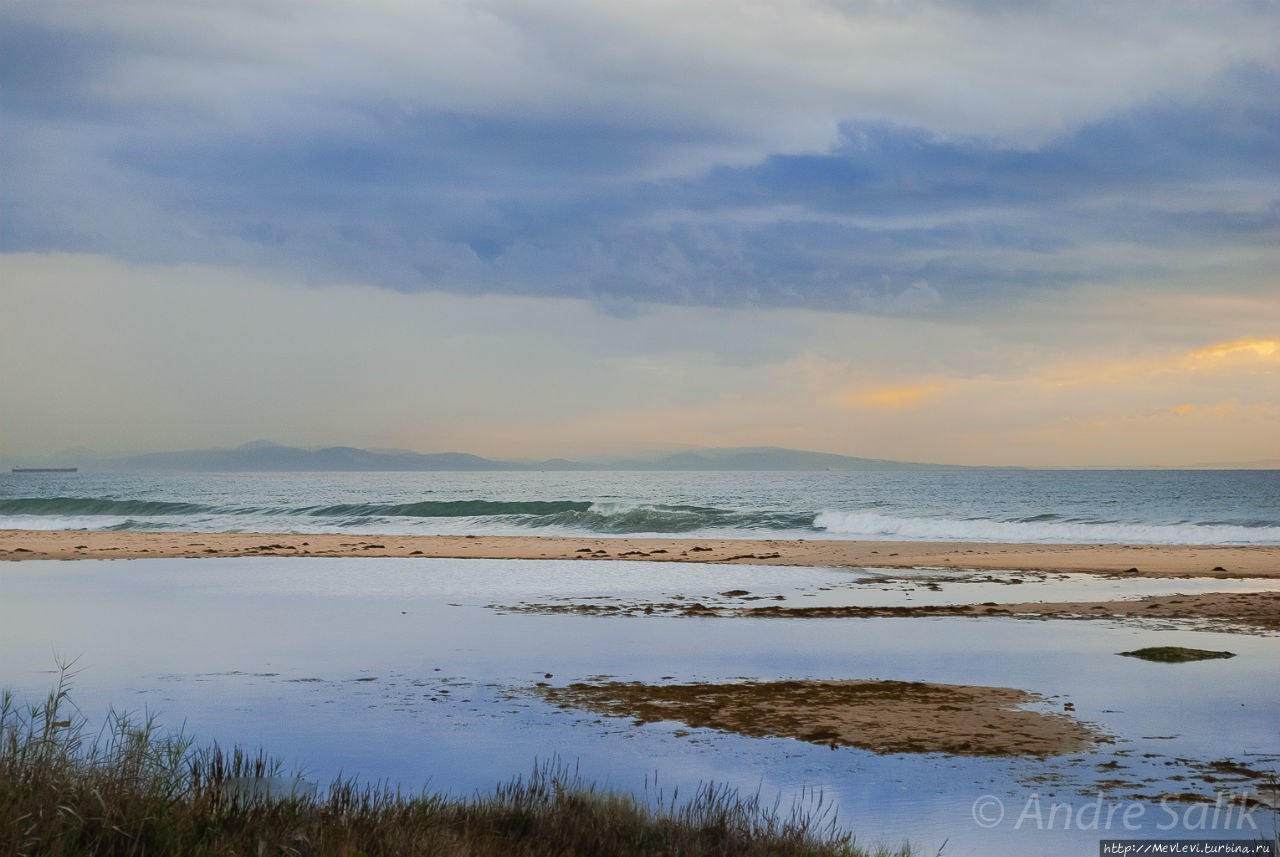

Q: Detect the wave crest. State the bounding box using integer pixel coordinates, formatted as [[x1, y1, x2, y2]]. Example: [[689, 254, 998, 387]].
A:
[[306, 500, 593, 518], [527, 504, 814, 534], [813, 510, 1280, 545], [0, 497, 211, 516]]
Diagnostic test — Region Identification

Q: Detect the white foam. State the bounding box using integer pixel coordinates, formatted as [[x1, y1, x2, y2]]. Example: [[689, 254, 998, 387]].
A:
[[812, 510, 1280, 545], [0, 515, 137, 531]]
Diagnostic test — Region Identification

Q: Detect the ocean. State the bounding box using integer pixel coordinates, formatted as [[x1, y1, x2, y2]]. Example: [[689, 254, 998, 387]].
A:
[[1, 468, 1276, 544]]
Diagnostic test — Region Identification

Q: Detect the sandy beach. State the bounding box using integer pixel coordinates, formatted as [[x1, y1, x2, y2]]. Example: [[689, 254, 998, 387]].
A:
[[2, 528, 1275, 577]]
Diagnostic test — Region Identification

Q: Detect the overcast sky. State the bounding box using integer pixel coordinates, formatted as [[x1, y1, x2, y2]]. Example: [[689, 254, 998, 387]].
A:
[[2, 0, 1276, 466]]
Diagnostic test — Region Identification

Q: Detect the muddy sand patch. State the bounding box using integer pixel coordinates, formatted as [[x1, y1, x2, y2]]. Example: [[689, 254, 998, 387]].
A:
[[731, 591, 1280, 634], [1117, 646, 1236, 663], [508, 590, 1280, 635], [536, 679, 1104, 757]]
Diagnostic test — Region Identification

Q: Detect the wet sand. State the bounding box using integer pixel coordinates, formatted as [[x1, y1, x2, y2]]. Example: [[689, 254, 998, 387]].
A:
[[728, 590, 1280, 633], [1, 529, 1275, 578], [503, 589, 1280, 635], [537, 679, 1103, 757]]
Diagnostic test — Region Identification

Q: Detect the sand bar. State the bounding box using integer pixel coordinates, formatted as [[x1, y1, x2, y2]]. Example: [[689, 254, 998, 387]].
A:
[[537, 679, 1102, 757], [1, 529, 1276, 577], [724, 591, 1280, 633], [502, 590, 1280, 634]]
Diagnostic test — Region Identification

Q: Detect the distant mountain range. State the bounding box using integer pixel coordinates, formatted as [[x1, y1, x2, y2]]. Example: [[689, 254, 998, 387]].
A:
[[598, 447, 966, 471], [7, 442, 1276, 472], [6, 441, 975, 472]]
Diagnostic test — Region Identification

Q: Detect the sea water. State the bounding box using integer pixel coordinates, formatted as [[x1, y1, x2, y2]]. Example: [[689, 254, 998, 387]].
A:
[[1, 468, 1277, 544]]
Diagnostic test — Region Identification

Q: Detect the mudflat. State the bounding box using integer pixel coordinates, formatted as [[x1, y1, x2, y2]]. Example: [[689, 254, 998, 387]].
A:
[[537, 679, 1103, 757], [727, 590, 1280, 633]]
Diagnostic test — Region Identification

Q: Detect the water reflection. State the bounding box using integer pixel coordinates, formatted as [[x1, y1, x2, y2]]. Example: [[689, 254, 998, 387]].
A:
[[2, 557, 1275, 857]]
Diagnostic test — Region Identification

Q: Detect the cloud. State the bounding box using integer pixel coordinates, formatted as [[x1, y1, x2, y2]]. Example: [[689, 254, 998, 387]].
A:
[[1, 253, 1275, 466], [1042, 337, 1280, 389], [832, 383, 946, 410], [1185, 338, 1279, 366], [2, 1, 1276, 316], [7, 1, 1275, 145], [1169, 401, 1241, 417]]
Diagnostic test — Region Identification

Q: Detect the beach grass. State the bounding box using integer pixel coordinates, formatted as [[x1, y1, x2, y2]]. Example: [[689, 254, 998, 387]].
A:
[[1, 671, 910, 857]]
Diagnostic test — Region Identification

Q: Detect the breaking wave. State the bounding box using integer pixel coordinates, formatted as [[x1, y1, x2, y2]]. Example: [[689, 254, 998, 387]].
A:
[[304, 500, 593, 517], [2, 490, 1274, 544], [514, 503, 814, 534], [0, 495, 811, 533], [812, 510, 1280, 545], [0, 497, 213, 516]]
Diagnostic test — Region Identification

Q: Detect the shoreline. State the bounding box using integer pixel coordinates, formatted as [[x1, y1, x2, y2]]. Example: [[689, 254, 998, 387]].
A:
[[1, 528, 1277, 577]]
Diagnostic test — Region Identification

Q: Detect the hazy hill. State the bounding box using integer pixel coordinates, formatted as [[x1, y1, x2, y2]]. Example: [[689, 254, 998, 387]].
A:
[[24, 442, 972, 472], [601, 446, 967, 471], [102, 442, 513, 472], [7, 443, 1275, 472]]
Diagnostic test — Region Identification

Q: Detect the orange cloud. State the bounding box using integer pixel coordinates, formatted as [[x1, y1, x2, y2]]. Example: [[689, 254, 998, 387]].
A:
[[833, 382, 945, 409], [1043, 337, 1279, 389], [1168, 400, 1240, 417], [1185, 338, 1279, 367]]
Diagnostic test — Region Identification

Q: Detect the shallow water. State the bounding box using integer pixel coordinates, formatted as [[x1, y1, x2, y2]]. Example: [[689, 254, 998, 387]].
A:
[[2, 557, 1276, 856]]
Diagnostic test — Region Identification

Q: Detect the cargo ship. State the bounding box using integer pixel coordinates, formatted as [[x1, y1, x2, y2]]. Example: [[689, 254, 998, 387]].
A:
[[11, 467, 78, 473]]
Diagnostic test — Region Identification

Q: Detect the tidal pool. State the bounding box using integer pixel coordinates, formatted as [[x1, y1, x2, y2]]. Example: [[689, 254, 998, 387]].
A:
[[2, 557, 1276, 857]]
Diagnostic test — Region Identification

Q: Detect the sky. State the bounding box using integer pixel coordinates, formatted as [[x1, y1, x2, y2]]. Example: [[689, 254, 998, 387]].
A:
[[1, 0, 1277, 467]]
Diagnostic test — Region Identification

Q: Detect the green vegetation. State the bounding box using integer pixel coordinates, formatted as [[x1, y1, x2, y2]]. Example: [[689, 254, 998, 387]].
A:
[[1117, 646, 1236, 663], [1, 671, 908, 857]]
